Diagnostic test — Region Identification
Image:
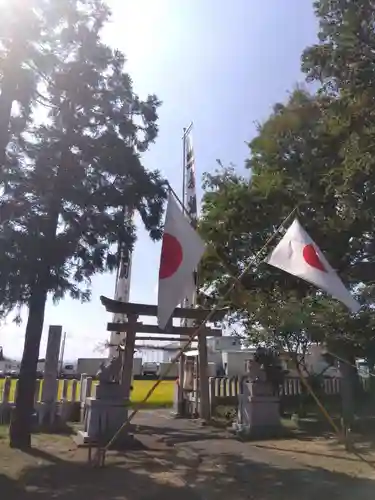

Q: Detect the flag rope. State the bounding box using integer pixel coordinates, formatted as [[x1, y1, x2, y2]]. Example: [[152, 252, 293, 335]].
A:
[[94, 195, 298, 463]]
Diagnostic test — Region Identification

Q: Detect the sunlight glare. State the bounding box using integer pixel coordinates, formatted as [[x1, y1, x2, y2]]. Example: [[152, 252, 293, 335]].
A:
[[0, 0, 29, 8], [105, 0, 174, 63]]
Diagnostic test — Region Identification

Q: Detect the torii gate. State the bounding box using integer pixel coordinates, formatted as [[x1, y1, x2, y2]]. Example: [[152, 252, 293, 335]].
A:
[[100, 295, 227, 419]]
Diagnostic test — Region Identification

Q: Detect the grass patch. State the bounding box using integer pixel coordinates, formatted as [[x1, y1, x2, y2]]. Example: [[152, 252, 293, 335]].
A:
[[130, 379, 174, 406], [0, 378, 175, 407]]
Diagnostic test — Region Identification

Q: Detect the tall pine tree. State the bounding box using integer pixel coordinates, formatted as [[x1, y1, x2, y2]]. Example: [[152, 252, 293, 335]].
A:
[[0, 0, 166, 448]]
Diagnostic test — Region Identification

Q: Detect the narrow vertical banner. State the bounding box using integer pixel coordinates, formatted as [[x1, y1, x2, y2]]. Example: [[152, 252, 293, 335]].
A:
[[181, 125, 211, 420], [182, 125, 198, 323], [184, 129, 198, 225], [109, 208, 133, 358]]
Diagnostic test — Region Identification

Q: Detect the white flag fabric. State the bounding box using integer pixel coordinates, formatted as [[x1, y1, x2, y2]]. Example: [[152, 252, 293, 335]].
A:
[[157, 192, 206, 329], [266, 218, 360, 313]]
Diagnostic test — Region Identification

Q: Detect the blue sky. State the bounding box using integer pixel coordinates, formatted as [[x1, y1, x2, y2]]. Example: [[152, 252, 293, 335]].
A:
[[0, 0, 318, 360]]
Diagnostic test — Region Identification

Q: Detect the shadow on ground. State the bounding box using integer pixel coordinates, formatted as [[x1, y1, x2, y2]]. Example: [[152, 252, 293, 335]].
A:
[[283, 415, 375, 456], [133, 422, 229, 447], [1, 442, 375, 500]]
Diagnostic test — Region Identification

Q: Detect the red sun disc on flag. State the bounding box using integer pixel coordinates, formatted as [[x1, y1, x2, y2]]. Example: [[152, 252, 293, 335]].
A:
[[159, 233, 183, 279], [302, 244, 326, 272]]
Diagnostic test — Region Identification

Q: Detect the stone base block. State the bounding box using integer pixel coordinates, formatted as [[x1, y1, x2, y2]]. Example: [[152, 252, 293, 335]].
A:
[[74, 428, 136, 445], [35, 402, 58, 426], [74, 430, 92, 445], [237, 395, 280, 426], [233, 395, 281, 440], [78, 397, 130, 447]]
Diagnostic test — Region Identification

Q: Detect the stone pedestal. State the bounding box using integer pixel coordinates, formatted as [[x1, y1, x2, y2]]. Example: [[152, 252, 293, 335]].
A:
[[75, 397, 129, 446], [75, 382, 131, 447], [232, 381, 281, 439]]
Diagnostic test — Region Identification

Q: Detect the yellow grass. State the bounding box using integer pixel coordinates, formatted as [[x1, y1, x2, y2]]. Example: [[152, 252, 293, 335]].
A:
[[130, 379, 175, 406], [0, 378, 175, 407]]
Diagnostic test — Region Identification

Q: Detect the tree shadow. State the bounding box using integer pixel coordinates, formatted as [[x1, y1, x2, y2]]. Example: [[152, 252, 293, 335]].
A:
[[280, 415, 375, 456], [2, 443, 375, 499], [253, 418, 375, 472], [0, 474, 28, 499], [134, 422, 228, 447], [19, 446, 67, 465], [254, 442, 375, 465]]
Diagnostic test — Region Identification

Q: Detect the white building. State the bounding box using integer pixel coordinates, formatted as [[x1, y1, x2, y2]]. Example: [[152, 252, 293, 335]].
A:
[[161, 337, 249, 377], [0, 359, 20, 374]]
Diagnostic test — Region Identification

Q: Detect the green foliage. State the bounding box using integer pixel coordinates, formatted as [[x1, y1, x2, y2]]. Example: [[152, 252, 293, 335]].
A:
[[0, 1, 166, 315], [199, 1, 375, 364], [0, 0, 167, 447]]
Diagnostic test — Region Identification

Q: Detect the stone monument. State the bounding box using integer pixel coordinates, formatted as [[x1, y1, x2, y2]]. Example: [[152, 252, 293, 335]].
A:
[[172, 357, 195, 417], [232, 359, 281, 439], [76, 345, 131, 446], [39, 325, 62, 425]]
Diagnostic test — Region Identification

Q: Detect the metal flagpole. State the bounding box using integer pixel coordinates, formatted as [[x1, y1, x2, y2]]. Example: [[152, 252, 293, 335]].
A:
[[182, 127, 186, 207], [176, 122, 193, 416]]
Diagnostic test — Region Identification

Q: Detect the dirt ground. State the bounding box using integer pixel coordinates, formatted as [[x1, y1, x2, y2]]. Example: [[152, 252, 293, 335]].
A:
[[1, 410, 375, 499]]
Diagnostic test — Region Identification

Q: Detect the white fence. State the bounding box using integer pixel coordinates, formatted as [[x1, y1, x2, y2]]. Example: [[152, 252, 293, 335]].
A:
[[0, 375, 94, 425], [0, 374, 344, 424], [208, 376, 341, 399]]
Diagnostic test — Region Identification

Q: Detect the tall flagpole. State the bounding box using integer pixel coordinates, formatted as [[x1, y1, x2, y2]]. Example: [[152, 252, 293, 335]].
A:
[[182, 127, 186, 207], [180, 122, 210, 419], [177, 122, 196, 416]]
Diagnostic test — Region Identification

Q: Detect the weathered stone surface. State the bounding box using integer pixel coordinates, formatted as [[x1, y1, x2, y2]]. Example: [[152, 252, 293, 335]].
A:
[[75, 397, 129, 446], [232, 379, 281, 439]]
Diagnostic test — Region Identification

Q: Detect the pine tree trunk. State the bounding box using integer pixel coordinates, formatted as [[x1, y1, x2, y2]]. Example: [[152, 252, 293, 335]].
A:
[[9, 193, 60, 449], [9, 282, 48, 449]]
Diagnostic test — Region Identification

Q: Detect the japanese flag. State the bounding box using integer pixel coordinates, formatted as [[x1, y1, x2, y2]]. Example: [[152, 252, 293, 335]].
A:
[[266, 218, 360, 313], [157, 192, 206, 329]]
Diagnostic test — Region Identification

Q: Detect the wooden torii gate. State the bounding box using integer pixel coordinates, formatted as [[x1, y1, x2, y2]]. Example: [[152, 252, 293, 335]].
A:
[[100, 296, 226, 419]]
